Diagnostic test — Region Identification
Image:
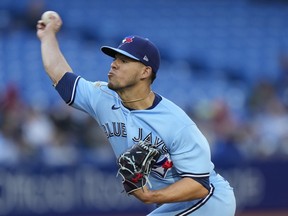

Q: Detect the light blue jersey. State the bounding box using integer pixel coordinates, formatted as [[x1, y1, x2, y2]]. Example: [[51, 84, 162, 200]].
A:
[[56, 72, 236, 216]]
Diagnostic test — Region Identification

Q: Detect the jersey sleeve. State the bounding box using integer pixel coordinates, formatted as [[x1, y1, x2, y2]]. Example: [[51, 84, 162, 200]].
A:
[[169, 124, 212, 178], [55, 72, 80, 105], [55, 72, 104, 116]]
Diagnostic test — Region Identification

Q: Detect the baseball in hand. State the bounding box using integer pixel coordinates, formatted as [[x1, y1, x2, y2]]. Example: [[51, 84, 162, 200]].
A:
[[41, 11, 60, 25]]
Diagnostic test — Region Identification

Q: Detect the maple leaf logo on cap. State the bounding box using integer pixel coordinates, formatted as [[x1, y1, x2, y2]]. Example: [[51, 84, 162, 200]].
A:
[[122, 36, 134, 44]]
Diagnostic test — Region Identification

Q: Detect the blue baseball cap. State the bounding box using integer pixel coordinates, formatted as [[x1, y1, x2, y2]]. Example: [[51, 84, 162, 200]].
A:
[[101, 35, 160, 73]]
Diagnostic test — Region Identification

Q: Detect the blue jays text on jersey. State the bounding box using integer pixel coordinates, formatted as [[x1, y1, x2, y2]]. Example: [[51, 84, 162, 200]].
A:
[[102, 122, 167, 152], [101, 122, 127, 138]]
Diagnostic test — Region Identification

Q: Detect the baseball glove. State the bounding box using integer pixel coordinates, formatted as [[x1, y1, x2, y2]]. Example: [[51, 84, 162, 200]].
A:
[[117, 141, 161, 194]]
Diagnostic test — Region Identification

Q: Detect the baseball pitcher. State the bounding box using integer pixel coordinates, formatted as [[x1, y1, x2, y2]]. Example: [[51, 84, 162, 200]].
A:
[[36, 11, 236, 216]]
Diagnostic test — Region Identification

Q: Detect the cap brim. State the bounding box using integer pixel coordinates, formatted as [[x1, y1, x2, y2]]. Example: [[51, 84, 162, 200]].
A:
[[101, 46, 140, 61]]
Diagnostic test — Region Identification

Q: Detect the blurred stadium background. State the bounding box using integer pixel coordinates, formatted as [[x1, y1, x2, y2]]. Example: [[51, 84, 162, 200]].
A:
[[0, 0, 288, 215]]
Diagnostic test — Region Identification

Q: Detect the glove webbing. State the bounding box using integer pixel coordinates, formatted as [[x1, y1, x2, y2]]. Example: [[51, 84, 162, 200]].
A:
[[116, 154, 153, 189]]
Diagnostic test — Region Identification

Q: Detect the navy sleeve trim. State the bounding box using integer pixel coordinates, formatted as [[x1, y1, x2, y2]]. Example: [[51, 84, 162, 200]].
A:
[[180, 173, 210, 191], [180, 172, 210, 178], [55, 72, 81, 105]]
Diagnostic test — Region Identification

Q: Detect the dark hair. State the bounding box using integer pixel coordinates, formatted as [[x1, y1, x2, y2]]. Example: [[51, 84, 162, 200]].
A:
[[151, 72, 156, 84]]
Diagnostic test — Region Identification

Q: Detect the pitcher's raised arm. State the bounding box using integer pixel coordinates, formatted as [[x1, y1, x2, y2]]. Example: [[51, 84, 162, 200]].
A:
[[36, 11, 72, 86]]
